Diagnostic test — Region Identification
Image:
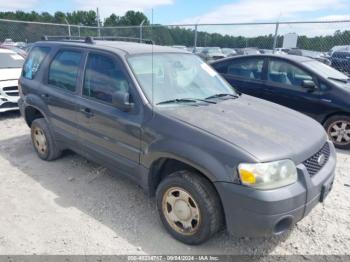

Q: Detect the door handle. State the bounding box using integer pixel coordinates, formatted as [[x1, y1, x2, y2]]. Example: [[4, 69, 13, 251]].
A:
[[41, 93, 49, 99], [80, 108, 94, 118]]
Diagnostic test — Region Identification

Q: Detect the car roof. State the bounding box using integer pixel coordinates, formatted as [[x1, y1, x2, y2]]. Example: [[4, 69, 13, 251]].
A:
[[0, 47, 16, 54], [211, 54, 314, 64], [35, 40, 189, 56]]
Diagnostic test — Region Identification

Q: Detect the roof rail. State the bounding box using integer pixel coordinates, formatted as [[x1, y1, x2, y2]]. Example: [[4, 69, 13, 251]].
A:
[[41, 35, 154, 45]]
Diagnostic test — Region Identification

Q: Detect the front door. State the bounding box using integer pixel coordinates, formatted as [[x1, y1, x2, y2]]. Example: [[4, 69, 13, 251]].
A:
[[262, 58, 328, 121], [76, 51, 142, 179]]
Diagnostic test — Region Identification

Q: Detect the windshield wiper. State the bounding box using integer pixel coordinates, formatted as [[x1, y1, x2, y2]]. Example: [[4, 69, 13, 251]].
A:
[[156, 98, 217, 105], [328, 77, 350, 83], [205, 93, 239, 100]]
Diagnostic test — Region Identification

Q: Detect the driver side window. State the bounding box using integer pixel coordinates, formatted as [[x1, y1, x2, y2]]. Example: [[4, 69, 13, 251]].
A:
[[83, 53, 129, 104], [268, 59, 313, 88]]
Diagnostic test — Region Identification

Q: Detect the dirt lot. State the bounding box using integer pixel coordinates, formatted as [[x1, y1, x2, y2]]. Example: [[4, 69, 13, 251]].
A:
[[0, 111, 349, 255]]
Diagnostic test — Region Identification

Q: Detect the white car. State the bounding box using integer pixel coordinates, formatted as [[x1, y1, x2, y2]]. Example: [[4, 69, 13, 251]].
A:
[[0, 48, 24, 112]]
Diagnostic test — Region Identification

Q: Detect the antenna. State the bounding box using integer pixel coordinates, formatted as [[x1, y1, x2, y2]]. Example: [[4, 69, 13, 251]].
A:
[[151, 8, 154, 114]]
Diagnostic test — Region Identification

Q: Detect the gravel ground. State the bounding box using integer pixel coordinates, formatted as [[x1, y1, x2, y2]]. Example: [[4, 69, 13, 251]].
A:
[[0, 111, 349, 256]]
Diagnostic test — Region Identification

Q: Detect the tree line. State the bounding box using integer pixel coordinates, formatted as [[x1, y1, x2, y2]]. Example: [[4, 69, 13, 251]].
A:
[[0, 10, 349, 52]]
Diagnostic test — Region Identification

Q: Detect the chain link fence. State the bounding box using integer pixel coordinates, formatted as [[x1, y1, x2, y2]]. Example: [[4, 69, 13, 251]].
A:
[[1, 18, 350, 73]]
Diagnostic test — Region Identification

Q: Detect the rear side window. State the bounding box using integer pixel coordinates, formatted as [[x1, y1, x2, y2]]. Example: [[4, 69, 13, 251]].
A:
[[83, 53, 129, 104], [227, 58, 264, 80], [48, 50, 82, 92], [23, 47, 50, 79], [268, 59, 313, 87]]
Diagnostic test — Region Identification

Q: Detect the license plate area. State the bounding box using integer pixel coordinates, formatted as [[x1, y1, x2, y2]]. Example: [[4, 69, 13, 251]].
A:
[[320, 176, 334, 202]]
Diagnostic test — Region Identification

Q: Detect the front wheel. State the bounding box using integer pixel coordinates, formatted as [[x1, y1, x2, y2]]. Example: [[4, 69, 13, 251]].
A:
[[156, 171, 224, 245], [324, 115, 350, 150]]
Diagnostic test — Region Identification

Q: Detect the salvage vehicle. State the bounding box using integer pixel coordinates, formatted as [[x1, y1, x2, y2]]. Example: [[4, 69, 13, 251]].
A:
[[19, 37, 336, 244], [212, 54, 350, 149], [198, 47, 226, 62], [0, 48, 24, 112]]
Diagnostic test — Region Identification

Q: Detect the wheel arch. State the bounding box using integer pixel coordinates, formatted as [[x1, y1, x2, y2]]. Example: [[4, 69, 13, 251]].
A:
[[147, 157, 222, 198], [322, 111, 350, 125], [24, 105, 45, 127]]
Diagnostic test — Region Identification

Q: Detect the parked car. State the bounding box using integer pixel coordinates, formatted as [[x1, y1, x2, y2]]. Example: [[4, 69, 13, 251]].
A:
[[331, 46, 350, 75], [2, 38, 15, 45], [222, 48, 237, 57], [193, 46, 203, 54], [1, 45, 28, 58], [275, 48, 290, 53], [198, 47, 226, 62], [328, 45, 350, 56], [287, 48, 331, 66], [235, 48, 261, 55], [211, 54, 350, 149], [19, 39, 335, 245], [260, 49, 286, 55], [0, 48, 24, 112]]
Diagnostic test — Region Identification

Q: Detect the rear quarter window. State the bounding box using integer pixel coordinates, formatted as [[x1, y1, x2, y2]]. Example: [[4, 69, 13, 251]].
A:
[[23, 46, 51, 80]]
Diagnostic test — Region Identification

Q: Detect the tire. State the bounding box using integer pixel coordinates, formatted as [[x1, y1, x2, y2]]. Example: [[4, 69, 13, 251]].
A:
[[31, 118, 62, 161], [324, 115, 350, 150], [156, 170, 224, 245]]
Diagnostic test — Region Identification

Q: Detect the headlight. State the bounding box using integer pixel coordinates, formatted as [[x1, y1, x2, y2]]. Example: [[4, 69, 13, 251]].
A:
[[238, 159, 297, 190]]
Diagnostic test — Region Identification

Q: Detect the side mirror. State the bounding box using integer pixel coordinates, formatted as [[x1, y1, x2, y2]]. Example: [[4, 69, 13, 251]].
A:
[[112, 91, 134, 112], [301, 80, 316, 90]]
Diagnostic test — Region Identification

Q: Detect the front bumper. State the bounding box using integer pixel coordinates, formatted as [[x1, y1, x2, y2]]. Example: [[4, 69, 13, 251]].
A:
[[215, 141, 336, 237], [0, 80, 19, 112]]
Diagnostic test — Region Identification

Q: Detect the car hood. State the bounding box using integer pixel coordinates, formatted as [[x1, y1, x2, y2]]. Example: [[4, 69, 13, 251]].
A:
[[0, 68, 22, 81], [160, 95, 327, 164]]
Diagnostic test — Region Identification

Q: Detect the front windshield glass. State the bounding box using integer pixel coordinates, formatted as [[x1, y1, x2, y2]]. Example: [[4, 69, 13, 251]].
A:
[[303, 60, 348, 80], [128, 53, 236, 105], [0, 52, 24, 68]]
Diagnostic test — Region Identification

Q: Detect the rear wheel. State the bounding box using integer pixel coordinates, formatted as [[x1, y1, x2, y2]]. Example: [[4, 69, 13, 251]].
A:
[[324, 115, 350, 150], [156, 170, 224, 245], [31, 118, 62, 161]]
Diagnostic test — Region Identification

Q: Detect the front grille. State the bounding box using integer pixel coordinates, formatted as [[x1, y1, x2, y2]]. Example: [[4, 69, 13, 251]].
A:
[[0, 102, 18, 109], [2, 86, 19, 97], [303, 143, 330, 176], [3, 86, 17, 91]]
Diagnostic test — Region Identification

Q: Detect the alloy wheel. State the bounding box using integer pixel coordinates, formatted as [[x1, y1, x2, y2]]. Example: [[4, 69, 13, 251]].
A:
[[327, 120, 350, 146]]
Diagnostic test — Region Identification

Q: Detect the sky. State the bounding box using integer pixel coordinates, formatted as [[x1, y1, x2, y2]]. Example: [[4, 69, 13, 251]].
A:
[[1, 0, 350, 25], [1, 0, 350, 37]]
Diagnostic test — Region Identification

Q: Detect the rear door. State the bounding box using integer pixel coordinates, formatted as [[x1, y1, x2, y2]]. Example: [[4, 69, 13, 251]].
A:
[[261, 58, 329, 120], [75, 51, 143, 179], [215, 56, 266, 97], [41, 47, 85, 144]]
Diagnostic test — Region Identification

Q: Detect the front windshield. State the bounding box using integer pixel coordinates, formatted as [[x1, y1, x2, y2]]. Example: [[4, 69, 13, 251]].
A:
[[128, 53, 236, 105], [303, 60, 348, 80], [0, 52, 24, 68]]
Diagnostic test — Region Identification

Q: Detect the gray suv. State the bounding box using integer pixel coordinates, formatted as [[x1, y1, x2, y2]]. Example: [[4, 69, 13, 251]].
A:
[[18, 37, 336, 245]]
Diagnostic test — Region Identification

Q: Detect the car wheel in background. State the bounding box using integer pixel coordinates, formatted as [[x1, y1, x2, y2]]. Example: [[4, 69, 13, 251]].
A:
[[156, 170, 224, 245], [31, 118, 62, 161], [324, 115, 350, 150]]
